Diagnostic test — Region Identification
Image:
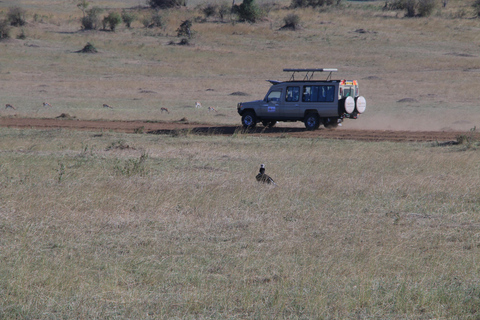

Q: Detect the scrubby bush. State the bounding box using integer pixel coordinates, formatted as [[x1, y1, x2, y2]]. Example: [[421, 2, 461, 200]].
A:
[[233, 0, 262, 22], [78, 42, 98, 53], [417, 0, 435, 16], [473, 0, 480, 16], [387, 0, 435, 17], [142, 11, 164, 28], [7, 7, 27, 27], [203, 3, 219, 18], [121, 10, 137, 28], [0, 20, 11, 40], [103, 11, 122, 31], [282, 13, 301, 30], [218, 2, 231, 21], [81, 7, 103, 30], [177, 19, 193, 38], [148, 0, 186, 9]]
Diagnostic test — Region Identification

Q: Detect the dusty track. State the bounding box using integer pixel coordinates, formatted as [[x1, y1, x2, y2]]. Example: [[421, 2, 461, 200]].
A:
[[0, 117, 473, 143]]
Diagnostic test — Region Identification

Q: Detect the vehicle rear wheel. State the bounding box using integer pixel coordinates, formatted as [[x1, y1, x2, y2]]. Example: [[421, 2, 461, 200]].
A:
[[262, 120, 276, 128], [304, 113, 320, 130], [242, 111, 257, 128]]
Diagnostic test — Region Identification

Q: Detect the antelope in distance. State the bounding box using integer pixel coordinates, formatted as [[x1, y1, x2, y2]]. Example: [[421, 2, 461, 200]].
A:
[[43, 102, 52, 107], [103, 104, 113, 109], [208, 106, 217, 112], [161, 107, 170, 114], [5, 104, 16, 110], [195, 101, 202, 108]]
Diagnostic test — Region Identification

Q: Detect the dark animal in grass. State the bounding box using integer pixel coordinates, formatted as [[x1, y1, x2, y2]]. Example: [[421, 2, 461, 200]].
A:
[[5, 104, 16, 110], [256, 164, 276, 185]]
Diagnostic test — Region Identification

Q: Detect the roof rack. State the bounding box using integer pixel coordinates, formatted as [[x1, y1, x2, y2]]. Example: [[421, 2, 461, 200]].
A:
[[283, 68, 338, 81]]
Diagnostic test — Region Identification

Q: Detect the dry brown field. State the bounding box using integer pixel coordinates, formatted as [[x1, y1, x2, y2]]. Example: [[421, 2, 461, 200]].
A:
[[1, 0, 480, 319]]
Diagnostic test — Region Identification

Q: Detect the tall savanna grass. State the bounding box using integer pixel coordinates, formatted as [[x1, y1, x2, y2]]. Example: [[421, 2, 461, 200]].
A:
[[1, 128, 480, 318]]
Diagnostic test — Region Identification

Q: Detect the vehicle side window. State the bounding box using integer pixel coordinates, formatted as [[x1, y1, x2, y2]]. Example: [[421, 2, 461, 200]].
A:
[[266, 90, 282, 103], [286, 86, 300, 102], [302, 85, 335, 102]]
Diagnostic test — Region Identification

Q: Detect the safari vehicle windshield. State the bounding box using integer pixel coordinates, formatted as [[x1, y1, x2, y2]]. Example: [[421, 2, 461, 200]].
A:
[[266, 90, 282, 102]]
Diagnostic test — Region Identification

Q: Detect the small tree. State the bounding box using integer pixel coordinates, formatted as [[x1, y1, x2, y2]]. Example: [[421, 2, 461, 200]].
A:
[[103, 11, 122, 31], [121, 10, 136, 28], [234, 0, 262, 22], [7, 7, 27, 27], [81, 6, 103, 30]]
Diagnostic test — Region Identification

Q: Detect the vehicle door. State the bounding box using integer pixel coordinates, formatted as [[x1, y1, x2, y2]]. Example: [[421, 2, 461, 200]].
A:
[[283, 85, 302, 119], [302, 84, 337, 117], [258, 89, 283, 119]]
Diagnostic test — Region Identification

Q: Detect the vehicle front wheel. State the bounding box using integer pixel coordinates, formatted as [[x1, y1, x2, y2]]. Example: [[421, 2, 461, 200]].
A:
[[304, 113, 320, 130], [242, 111, 257, 128]]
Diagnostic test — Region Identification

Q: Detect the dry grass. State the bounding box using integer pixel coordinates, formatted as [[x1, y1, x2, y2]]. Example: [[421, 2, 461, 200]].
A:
[[2, 0, 480, 318], [1, 128, 480, 318]]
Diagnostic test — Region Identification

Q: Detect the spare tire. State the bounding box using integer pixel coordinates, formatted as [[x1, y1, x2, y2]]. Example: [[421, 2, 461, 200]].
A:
[[339, 96, 355, 114], [355, 96, 366, 114]]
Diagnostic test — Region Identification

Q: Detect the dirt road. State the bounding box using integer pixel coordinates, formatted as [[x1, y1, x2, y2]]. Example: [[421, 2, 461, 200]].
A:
[[0, 117, 472, 143]]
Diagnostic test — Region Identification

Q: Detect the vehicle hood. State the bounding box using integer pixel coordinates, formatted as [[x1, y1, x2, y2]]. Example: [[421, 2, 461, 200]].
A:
[[239, 100, 264, 107]]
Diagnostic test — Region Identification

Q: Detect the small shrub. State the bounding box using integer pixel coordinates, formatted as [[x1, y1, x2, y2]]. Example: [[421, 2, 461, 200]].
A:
[[77, 42, 98, 53], [218, 2, 231, 21], [282, 13, 301, 30], [177, 20, 193, 38], [103, 11, 122, 31], [121, 10, 136, 28], [151, 12, 164, 28], [113, 152, 149, 177], [148, 0, 186, 9], [81, 6, 103, 30], [456, 126, 478, 149], [143, 12, 164, 28], [7, 7, 27, 27], [0, 20, 11, 40], [387, 0, 434, 17], [417, 0, 435, 16], [203, 3, 219, 18], [473, 0, 480, 16], [233, 0, 262, 22]]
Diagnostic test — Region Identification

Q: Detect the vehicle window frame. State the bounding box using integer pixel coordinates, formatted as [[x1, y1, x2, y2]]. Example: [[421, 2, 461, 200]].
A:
[[285, 86, 300, 102], [302, 85, 335, 103]]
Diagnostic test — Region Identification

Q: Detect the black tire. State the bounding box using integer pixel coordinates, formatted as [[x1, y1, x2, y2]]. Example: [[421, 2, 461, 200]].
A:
[[262, 120, 276, 128], [304, 113, 320, 130], [242, 111, 257, 128]]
